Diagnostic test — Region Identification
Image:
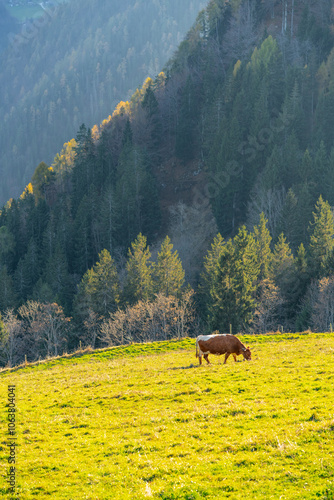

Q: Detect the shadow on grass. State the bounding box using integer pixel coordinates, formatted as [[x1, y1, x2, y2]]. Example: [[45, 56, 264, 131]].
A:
[[169, 363, 200, 370]]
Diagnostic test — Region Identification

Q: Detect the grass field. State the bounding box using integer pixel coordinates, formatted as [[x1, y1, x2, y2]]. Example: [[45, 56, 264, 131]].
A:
[[1, 333, 334, 499]]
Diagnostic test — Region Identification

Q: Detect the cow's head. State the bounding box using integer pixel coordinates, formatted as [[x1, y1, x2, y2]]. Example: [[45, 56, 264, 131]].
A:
[[242, 346, 252, 361]]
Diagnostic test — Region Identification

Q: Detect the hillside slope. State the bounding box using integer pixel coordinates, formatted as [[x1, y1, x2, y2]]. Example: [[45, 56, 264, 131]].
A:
[[1, 333, 334, 499], [0, 0, 206, 203]]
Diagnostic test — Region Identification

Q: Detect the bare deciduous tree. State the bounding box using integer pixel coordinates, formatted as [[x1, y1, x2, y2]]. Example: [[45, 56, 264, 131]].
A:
[[309, 277, 334, 332], [247, 185, 286, 240], [252, 279, 283, 333], [0, 309, 22, 368], [100, 291, 195, 347], [80, 309, 102, 349], [18, 301, 70, 359]]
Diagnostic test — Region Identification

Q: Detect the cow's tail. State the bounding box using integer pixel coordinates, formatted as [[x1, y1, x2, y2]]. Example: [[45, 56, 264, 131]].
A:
[[195, 337, 199, 358]]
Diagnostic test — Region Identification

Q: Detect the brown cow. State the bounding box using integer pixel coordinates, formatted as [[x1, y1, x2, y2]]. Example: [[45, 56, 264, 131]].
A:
[[196, 333, 251, 365]]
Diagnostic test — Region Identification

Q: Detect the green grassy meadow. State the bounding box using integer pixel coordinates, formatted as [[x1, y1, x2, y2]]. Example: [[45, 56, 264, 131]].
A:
[[1, 333, 334, 499]]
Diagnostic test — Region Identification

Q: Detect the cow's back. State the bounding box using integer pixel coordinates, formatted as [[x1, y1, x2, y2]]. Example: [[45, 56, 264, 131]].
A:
[[198, 334, 241, 354]]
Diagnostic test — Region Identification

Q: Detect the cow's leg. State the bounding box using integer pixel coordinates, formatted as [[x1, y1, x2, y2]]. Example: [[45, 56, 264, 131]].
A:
[[204, 354, 210, 364], [224, 352, 230, 364], [233, 354, 237, 362], [199, 354, 202, 365]]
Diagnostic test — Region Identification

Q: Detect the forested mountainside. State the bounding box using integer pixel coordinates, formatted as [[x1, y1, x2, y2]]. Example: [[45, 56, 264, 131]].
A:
[[0, 1, 17, 53], [0, 0, 206, 204], [2, 0, 334, 366]]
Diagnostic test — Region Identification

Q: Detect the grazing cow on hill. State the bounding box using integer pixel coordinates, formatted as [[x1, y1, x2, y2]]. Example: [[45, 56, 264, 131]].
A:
[[196, 333, 251, 365]]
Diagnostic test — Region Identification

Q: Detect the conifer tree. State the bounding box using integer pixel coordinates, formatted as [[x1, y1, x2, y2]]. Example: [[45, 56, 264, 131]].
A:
[[288, 242, 309, 313], [199, 233, 226, 320], [313, 141, 329, 196], [0, 226, 15, 269], [232, 226, 260, 329], [271, 232, 294, 287], [124, 233, 153, 304], [31, 161, 55, 202], [43, 243, 72, 311], [253, 212, 272, 280], [91, 249, 121, 316], [271, 233, 295, 321], [298, 149, 313, 184], [153, 236, 185, 297], [0, 266, 17, 310], [308, 195, 334, 278], [141, 84, 162, 161], [294, 182, 314, 246], [209, 227, 259, 332], [208, 239, 236, 331], [175, 76, 199, 162], [74, 249, 120, 323], [279, 188, 298, 251]]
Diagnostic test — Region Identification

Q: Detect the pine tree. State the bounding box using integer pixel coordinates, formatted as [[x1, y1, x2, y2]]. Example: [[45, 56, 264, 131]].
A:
[[72, 125, 96, 209], [253, 212, 272, 280], [271, 233, 295, 323], [0, 266, 17, 310], [199, 233, 226, 320], [141, 84, 162, 161], [298, 149, 313, 184], [279, 188, 298, 252], [90, 249, 121, 316], [294, 181, 315, 246], [0, 226, 15, 269], [43, 243, 72, 312], [308, 195, 334, 278], [74, 249, 120, 324], [175, 76, 200, 163], [232, 226, 260, 329], [208, 239, 236, 331], [288, 242, 309, 314], [31, 161, 55, 202], [209, 227, 259, 332], [324, 147, 334, 205], [313, 141, 329, 196], [153, 236, 185, 297], [124, 233, 153, 304], [271, 232, 294, 290]]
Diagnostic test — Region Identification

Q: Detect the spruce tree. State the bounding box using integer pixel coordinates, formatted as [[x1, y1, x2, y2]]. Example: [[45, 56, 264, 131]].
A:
[[279, 188, 298, 252], [253, 212, 272, 280], [153, 236, 185, 297], [0, 266, 17, 310], [91, 249, 121, 316], [271, 232, 294, 290], [124, 233, 153, 304], [308, 195, 334, 278], [209, 227, 259, 332], [208, 239, 236, 332], [199, 233, 226, 320], [74, 249, 120, 323], [271, 233, 295, 323]]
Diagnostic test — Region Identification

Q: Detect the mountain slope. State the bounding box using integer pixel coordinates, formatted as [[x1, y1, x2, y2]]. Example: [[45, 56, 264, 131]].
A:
[[0, 0, 206, 203]]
